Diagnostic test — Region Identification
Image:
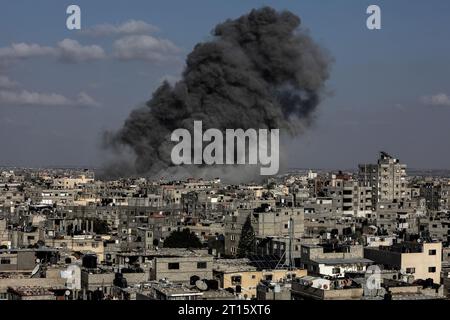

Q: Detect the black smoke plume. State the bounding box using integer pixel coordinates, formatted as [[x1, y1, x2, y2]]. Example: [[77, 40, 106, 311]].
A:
[[104, 7, 331, 182]]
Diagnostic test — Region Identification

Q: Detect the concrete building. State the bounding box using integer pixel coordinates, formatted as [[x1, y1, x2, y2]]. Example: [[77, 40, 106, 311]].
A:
[[291, 276, 363, 300], [325, 178, 372, 217], [364, 242, 442, 283], [0, 248, 59, 273], [359, 152, 408, 207], [365, 235, 396, 247], [0, 218, 10, 247], [46, 235, 105, 262], [7, 287, 57, 300], [224, 206, 304, 256], [151, 255, 213, 283], [213, 258, 306, 299], [256, 280, 293, 300], [300, 244, 373, 278]]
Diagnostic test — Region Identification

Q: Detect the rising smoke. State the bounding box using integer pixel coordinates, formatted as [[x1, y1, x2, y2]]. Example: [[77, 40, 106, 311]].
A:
[[103, 7, 331, 183]]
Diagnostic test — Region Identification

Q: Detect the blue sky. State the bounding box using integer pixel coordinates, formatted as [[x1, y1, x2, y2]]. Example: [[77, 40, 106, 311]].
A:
[[1, 0, 450, 170]]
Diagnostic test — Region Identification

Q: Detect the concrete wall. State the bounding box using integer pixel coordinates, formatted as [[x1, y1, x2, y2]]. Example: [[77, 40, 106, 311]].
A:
[[400, 243, 441, 283], [306, 245, 364, 261], [0, 277, 65, 293], [291, 282, 363, 300], [152, 256, 213, 283], [219, 269, 306, 299], [364, 247, 402, 267], [364, 243, 442, 283]]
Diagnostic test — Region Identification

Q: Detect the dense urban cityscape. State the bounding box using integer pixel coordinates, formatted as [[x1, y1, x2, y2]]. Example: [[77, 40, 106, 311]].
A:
[[1, 2, 449, 315], [0, 151, 449, 301]]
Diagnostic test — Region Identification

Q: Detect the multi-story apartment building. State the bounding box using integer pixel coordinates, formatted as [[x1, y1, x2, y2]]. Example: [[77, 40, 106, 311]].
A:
[[224, 206, 304, 256], [359, 152, 408, 208], [325, 179, 372, 217], [420, 182, 450, 212]]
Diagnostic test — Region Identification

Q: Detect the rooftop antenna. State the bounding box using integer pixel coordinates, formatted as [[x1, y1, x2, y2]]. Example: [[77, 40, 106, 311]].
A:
[[274, 215, 294, 271], [288, 217, 294, 270]]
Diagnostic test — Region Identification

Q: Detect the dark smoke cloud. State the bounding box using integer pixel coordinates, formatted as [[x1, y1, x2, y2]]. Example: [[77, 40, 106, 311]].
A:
[[103, 7, 331, 182]]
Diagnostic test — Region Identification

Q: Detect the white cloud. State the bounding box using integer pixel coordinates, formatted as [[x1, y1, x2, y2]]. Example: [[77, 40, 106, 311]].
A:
[[0, 75, 19, 89], [82, 20, 159, 37], [421, 93, 450, 107], [76, 92, 101, 107], [0, 89, 100, 108], [0, 43, 56, 61], [57, 39, 106, 63], [113, 35, 180, 63], [0, 39, 106, 64]]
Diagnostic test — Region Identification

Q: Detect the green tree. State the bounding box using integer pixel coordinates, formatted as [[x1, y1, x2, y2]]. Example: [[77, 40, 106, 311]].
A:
[[163, 228, 203, 248], [237, 215, 256, 258]]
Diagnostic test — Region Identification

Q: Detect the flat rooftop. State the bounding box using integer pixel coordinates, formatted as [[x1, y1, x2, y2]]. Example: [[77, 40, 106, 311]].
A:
[[117, 248, 211, 258], [7, 286, 56, 296], [312, 258, 373, 265], [212, 258, 257, 273]]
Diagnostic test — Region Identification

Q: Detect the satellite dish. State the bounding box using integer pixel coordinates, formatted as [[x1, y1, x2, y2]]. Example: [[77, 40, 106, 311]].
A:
[[125, 257, 130, 263], [35, 258, 40, 263], [195, 280, 208, 291], [65, 290, 71, 296], [31, 264, 40, 278]]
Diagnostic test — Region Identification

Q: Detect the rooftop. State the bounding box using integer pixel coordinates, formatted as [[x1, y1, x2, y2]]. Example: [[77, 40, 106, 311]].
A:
[[212, 258, 257, 273], [312, 258, 373, 265], [7, 286, 56, 296]]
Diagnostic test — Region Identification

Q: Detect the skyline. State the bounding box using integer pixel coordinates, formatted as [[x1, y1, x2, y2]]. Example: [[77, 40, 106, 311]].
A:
[[1, 0, 450, 171]]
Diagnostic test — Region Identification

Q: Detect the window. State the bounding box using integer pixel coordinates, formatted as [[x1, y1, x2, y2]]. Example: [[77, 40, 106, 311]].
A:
[[429, 249, 437, 256], [406, 268, 415, 274], [429, 267, 436, 273], [265, 274, 273, 281], [251, 275, 256, 279], [0, 259, 11, 265], [332, 267, 341, 274], [231, 275, 242, 285], [197, 262, 207, 269], [168, 262, 180, 270]]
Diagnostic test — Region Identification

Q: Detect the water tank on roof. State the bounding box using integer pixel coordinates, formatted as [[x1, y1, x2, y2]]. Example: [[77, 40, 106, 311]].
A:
[[113, 273, 128, 288], [82, 254, 97, 269]]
